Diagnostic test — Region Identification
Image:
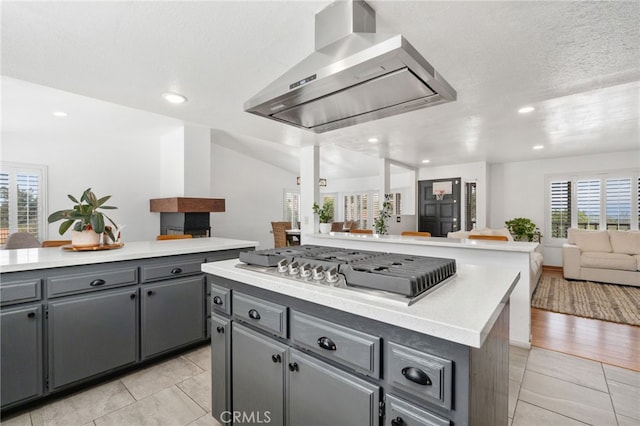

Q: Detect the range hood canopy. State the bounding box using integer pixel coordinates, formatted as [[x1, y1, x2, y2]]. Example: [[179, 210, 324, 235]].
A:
[[244, 0, 456, 133]]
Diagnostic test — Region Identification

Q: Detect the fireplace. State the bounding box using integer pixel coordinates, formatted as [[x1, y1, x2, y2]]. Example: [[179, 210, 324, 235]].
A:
[[150, 197, 225, 238]]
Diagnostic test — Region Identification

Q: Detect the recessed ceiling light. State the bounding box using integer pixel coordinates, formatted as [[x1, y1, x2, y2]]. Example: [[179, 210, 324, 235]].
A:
[[368, 137, 379, 143], [162, 92, 187, 104], [518, 106, 535, 114], [421, 159, 430, 164], [52, 111, 67, 117], [533, 145, 544, 150]]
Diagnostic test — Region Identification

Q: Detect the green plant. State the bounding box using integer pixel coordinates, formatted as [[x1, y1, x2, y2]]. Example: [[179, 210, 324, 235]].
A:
[[373, 201, 392, 235], [504, 217, 541, 242], [48, 188, 118, 240], [312, 201, 333, 223]]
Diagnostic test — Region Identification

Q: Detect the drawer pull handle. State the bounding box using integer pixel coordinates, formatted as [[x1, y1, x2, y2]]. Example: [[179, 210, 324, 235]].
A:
[[401, 367, 432, 386], [27, 312, 36, 318], [171, 267, 183, 274], [271, 354, 282, 363], [216, 326, 225, 334], [288, 362, 299, 372], [90, 279, 106, 287], [317, 336, 337, 351], [213, 296, 223, 305], [248, 309, 261, 320], [391, 417, 405, 426]]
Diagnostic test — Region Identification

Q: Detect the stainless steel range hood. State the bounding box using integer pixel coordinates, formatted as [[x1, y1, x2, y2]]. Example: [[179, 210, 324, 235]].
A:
[[244, 0, 456, 133]]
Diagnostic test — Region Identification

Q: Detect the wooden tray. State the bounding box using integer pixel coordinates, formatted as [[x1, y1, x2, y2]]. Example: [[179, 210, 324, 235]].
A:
[[61, 243, 125, 251]]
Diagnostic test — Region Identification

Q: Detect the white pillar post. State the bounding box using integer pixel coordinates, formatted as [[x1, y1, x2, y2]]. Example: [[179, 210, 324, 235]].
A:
[[300, 145, 320, 240]]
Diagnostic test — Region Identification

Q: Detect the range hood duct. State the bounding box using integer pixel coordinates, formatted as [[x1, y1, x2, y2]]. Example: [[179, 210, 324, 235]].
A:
[[244, 0, 456, 133]]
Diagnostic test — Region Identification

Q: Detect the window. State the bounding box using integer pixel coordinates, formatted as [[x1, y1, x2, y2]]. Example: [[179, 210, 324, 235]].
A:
[[283, 190, 300, 228], [546, 170, 639, 244], [344, 192, 371, 229], [0, 163, 47, 245]]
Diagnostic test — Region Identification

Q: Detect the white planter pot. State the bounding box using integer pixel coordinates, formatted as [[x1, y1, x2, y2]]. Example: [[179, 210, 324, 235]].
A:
[[71, 229, 101, 247], [319, 223, 332, 234]]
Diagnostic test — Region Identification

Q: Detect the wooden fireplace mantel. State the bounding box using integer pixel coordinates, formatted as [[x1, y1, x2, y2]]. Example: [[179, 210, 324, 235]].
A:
[[150, 197, 226, 213]]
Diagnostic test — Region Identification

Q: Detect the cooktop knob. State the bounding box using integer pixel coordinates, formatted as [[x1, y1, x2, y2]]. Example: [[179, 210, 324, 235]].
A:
[[288, 261, 300, 276], [300, 263, 312, 278], [326, 266, 339, 284], [277, 259, 289, 273], [311, 265, 325, 280]]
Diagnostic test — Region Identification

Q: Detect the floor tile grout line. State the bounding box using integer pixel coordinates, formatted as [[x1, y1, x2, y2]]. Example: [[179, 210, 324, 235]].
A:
[[522, 366, 611, 394], [173, 384, 209, 424], [514, 399, 599, 425]]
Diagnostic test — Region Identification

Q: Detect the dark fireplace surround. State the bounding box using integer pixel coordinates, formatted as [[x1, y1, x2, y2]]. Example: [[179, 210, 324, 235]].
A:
[[150, 197, 225, 238]]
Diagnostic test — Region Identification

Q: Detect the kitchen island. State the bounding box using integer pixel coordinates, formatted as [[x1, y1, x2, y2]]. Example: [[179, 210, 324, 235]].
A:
[[0, 237, 257, 412], [203, 255, 519, 426], [304, 232, 541, 348]]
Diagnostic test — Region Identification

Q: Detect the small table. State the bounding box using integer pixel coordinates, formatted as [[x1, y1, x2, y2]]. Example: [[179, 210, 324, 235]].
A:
[[285, 229, 301, 246]]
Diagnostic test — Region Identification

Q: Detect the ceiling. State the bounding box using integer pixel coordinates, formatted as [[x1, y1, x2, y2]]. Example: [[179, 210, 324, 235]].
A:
[[2, 1, 639, 178]]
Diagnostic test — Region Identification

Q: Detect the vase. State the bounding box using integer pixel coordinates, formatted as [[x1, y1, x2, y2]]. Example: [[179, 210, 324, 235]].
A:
[[319, 223, 332, 234], [71, 230, 101, 247]]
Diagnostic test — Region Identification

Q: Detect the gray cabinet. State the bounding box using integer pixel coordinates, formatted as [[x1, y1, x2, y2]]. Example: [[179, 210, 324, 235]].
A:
[[0, 304, 42, 407], [211, 314, 231, 421], [47, 287, 137, 390], [232, 323, 286, 426], [288, 349, 380, 426], [141, 276, 205, 359]]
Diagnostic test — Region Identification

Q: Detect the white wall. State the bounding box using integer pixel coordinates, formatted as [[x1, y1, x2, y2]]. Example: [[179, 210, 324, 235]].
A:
[[210, 142, 297, 249], [489, 150, 640, 266]]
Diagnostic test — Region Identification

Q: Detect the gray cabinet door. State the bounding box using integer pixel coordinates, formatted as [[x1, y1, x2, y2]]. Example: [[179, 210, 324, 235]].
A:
[[1, 305, 42, 407], [211, 314, 231, 423], [288, 349, 380, 426], [48, 288, 137, 390], [232, 324, 286, 426], [141, 276, 205, 359]]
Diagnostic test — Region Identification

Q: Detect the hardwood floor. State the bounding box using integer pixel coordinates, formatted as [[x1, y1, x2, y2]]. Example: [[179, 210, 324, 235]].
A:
[[531, 268, 640, 372]]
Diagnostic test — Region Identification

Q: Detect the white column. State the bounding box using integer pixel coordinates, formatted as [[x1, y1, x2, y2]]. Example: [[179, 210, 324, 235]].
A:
[[300, 145, 320, 239], [380, 158, 391, 202], [183, 125, 212, 196], [160, 127, 185, 196]]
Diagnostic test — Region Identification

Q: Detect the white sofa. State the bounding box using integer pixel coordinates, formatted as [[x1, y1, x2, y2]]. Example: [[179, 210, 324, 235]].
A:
[[563, 229, 640, 287], [448, 228, 544, 293]]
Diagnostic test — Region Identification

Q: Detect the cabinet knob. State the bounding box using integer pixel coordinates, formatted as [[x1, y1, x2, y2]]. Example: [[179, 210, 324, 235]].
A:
[[147, 290, 154, 296], [391, 417, 405, 426], [288, 362, 298, 372], [171, 267, 183, 274], [271, 354, 282, 363], [27, 312, 36, 319], [213, 296, 223, 305], [248, 309, 261, 320], [401, 367, 432, 386], [130, 294, 136, 300], [216, 326, 225, 334], [90, 279, 106, 287]]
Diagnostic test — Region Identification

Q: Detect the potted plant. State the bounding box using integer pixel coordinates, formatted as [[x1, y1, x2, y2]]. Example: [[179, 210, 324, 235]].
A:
[[504, 217, 542, 242], [48, 188, 118, 246], [373, 201, 392, 235], [312, 201, 333, 234]]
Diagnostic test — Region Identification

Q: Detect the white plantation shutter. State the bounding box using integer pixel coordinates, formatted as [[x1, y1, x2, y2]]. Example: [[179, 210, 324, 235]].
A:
[[0, 163, 47, 245], [283, 190, 300, 227], [550, 180, 571, 238], [576, 179, 601, 229], [605, 178, 631, 230]]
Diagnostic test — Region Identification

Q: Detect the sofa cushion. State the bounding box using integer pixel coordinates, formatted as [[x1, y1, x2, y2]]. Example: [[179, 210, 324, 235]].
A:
[[635, 255, 640, 272], [568, 229, 612, 253], [470, 228, 514, 241], [447, 230, 471, 239], [581, 252, 637, 271], [609, 230, 640, 255]]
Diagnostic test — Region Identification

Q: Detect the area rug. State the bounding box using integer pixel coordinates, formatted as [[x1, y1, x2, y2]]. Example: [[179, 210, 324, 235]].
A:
[[531, 275, 640, 326]]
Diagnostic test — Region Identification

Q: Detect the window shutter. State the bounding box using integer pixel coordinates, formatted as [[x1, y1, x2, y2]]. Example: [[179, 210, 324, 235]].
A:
[[283, 191, 300, 227], [0, 173, 9, 244], [16, 173, 40, 236], [605, 178, 631, 230], [550, 180, 571, 238], [576, 179, 601, 229]]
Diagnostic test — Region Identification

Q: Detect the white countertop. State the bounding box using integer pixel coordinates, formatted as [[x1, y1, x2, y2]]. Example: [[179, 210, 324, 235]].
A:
[[307, 232, 539, 253], [202, 259, 520, 348], [0, 237, 258, 273]]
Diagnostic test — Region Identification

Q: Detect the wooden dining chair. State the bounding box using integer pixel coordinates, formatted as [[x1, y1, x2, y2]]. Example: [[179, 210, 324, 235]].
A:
[[330, 222, 345, 232], [401, 231, 431, 237], [468, 234, 509, 241], [42, 240, 72, 247], [271, 221, 291, 248], [349, 229, 373, 234], [157, 234, 193, 240]]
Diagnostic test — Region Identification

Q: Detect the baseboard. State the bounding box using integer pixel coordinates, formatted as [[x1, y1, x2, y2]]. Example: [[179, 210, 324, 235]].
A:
[[543, 265, 563, 273], [509, 339, 531, 350]]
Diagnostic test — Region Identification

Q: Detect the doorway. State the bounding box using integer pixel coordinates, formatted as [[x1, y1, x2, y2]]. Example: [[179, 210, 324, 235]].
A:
[[418, 178, 461, 237]]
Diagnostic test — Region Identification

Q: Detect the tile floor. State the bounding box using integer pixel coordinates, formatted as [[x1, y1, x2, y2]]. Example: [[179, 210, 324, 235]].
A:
[[2, 344, 639, 426]]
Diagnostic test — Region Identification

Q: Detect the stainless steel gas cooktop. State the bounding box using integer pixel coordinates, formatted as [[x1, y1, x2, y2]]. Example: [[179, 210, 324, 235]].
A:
[[237, 245, 456, 306]]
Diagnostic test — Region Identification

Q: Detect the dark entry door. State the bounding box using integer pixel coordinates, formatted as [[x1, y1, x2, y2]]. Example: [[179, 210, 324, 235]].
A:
[[418, 178, 461, 237]]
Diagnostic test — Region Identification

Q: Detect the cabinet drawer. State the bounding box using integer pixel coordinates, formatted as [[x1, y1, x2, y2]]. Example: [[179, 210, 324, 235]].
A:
[[141, 259, 203, 282], [46, 268, 138, 298], [0, 279, 41, 306], [210, 283, 231, 315], [385, 394, 450, 426], [232, 292, 287, 338], [290, 310, 380, 378], [386, 342, 453, 410]]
